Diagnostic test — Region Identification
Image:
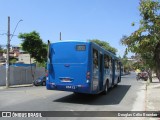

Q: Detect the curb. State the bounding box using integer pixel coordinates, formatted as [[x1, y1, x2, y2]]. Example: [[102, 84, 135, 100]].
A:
[[0, 86, 6, 90], [10, 84, 33, 88], [0, 84, 33, 90]]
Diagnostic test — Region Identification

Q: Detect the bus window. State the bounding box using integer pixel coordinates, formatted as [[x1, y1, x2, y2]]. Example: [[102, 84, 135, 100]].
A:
[[109, 57, 112, 68], [117, 61, 120, 71], [115, 60, 119, 71], [93, 49, 98, 69], [104, 54, 110, 75], [104, 54, 109, 69], [115, 60, 117, 70], [93, 49, 98, 75]]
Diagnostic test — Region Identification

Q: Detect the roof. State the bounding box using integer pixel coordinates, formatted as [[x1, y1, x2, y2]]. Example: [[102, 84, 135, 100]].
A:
[[50, 40, 119, 60]]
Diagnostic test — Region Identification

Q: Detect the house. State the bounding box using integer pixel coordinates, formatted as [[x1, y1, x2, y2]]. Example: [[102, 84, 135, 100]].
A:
[[18, 50, 34, 64], [11, 46, 20, 57], [0, 52, 5, 63], [2, 46, 35, 64]]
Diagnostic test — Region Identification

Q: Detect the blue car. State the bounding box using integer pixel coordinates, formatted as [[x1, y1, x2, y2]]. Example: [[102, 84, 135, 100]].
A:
[[33, 76, 46, 86]]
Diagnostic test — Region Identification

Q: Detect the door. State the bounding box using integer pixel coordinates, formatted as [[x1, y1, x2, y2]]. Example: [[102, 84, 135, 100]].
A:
[[92, 49, 99, 91], [99, 53, 103, 91]]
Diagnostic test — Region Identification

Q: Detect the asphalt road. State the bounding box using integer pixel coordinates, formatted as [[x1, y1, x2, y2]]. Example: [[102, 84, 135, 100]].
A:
[[0, 72, 147, 120]]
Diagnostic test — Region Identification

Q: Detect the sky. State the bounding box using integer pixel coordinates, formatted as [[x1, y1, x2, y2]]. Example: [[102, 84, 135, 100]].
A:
[[0, 0, 140, 57]]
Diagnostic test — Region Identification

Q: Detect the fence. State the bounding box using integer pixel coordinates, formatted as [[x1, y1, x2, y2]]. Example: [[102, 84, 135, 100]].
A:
[[0, 66, 45, 86]]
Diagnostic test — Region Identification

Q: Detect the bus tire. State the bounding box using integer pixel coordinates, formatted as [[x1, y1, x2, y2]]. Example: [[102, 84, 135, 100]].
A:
[[102, 80, 109, 95]]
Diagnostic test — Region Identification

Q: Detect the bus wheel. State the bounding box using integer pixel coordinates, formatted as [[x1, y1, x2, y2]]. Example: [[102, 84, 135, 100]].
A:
[[102, 80, 108, 95]]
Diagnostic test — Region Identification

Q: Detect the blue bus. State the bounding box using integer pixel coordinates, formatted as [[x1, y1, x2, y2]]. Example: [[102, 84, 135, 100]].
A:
[[46, 41, 121, 94]]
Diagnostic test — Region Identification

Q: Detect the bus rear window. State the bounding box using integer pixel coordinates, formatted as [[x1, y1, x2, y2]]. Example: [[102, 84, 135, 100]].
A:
[[76, 45, 86, 51]]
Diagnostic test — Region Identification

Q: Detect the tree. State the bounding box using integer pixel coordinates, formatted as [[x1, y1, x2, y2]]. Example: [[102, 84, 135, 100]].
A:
[[121, 0, 160, 82], [0, 45, 3, 53], [120, 55, 134, 74], [90, 39, 117, 54], [10, 58, 18, 64], [18, 31, 47, 80], [19, 31, 47, 63]]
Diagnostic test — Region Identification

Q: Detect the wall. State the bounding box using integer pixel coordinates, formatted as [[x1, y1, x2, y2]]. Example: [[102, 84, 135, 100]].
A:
[[0, 66, 45, 86], [18, 54, 34, 64]]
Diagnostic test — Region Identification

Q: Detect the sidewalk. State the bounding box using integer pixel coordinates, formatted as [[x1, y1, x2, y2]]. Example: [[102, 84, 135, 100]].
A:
[[146, 77, 160, 112], [0, 84, 33, 90]]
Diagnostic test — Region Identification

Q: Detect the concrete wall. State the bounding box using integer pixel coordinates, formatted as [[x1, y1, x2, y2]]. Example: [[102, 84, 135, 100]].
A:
[[0, 66, 45, 86], [18, 54, 34, 64]]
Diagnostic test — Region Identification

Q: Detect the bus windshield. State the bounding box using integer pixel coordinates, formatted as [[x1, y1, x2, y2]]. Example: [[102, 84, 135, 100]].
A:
[[50, 42, 88, 64]]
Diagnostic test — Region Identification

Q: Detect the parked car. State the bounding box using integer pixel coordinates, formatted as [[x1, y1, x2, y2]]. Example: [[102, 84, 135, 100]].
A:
[[136, 71, 148, 81], [33, 76, 46, 86]]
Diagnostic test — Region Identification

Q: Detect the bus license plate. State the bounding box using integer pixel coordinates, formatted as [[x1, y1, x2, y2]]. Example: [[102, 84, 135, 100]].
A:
[[66, 86, 75, 89]]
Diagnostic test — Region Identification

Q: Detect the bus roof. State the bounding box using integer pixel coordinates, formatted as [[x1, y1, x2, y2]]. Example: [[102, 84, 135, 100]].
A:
[[50, 40, 119, 60], [51, 40, 89, 44]]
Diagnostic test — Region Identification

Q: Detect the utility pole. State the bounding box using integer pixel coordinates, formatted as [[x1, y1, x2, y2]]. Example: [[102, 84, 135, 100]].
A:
[[60, 32, 61, 40], [6, 16, 10, 88]]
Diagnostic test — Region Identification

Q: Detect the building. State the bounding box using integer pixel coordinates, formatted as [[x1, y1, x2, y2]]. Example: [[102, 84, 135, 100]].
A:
[[0, 52, 5, 63], [2, 46, 34, 64], [18, 50, 34, 64]]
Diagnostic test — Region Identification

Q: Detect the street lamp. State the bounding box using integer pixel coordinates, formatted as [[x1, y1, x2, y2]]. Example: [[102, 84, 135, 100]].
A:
[[10, 19, 23, 40], [6, 17, 23, 88]]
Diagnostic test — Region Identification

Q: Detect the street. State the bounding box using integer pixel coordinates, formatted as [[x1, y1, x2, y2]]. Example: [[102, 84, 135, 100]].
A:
[[0, 72, 147, 119]]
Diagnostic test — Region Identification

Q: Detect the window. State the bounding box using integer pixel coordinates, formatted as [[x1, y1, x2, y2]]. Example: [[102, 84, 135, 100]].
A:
[[93, 49, 98, 69], [76, 45, 86, 51], [104, 54, 109, 69], [117, 61, 120, 70], [115, 60, 119, 70]]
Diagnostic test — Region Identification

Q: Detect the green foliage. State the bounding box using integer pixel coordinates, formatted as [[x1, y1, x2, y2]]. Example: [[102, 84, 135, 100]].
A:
[[9, 58, 17, 64], [0, 45, 3, 53], [36, 62, 46, 68], [89, 39, 117, 54], [121, 0, 160, 77], [121, 57, 134, 72], [18, 31, 47, 63], [0, 50, 3, 53], [131, 22, 135, 26]]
